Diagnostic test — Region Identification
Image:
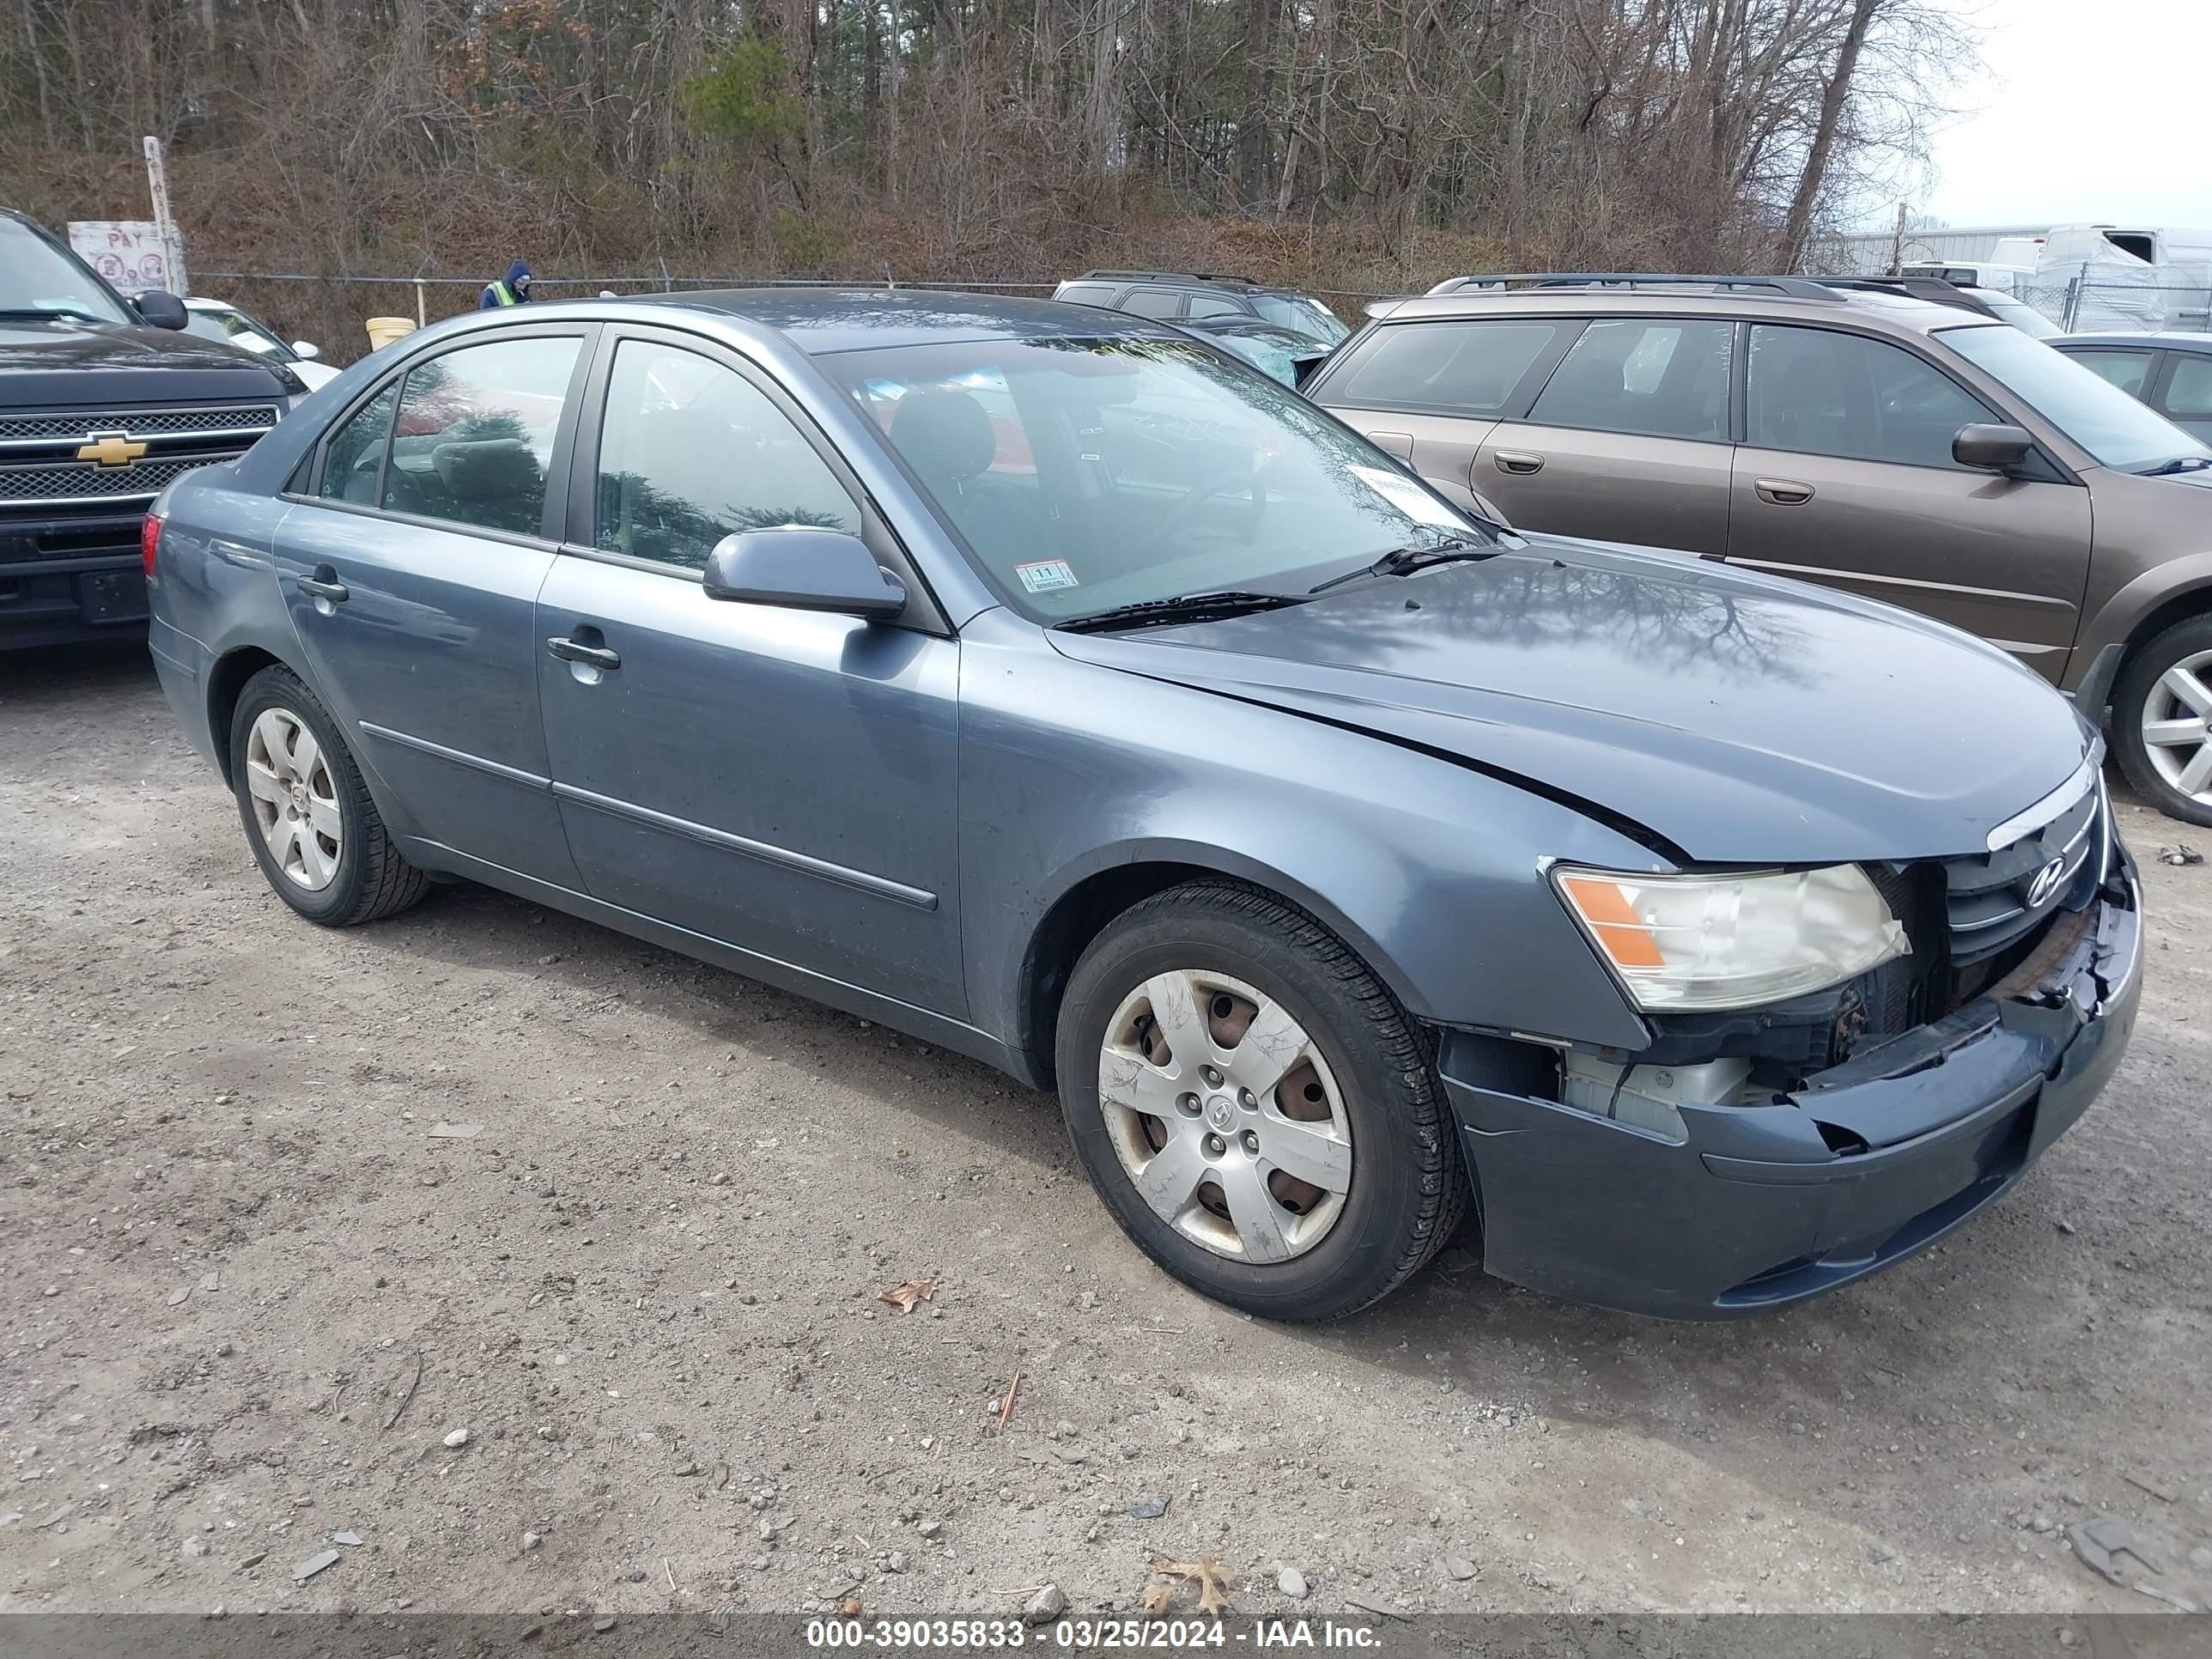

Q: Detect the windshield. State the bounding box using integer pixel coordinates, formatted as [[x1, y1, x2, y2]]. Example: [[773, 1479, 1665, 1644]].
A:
[[1251, 294, 1349, 345], [828, 335, 1486, 621], [1206, 331, 1304, 387], [1941, 323, 2209, 471], [1974, 291, 2061, 340], [0, 216, 134, 325], [185, 305, 290, 359]]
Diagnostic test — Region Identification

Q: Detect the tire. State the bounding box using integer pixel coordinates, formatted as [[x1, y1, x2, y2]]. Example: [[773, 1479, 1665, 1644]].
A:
[[228, 665, 430, 926], [2113, 617, 2212, 828], [1054, 880, 1469, 1321]]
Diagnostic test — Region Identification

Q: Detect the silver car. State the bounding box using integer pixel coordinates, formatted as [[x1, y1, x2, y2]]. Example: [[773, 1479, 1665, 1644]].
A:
[[146, 292, 2140, 1322]]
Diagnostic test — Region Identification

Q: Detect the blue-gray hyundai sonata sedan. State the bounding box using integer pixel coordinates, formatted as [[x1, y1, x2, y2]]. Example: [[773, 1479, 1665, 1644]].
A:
[[143, 292, 2142, 1321]]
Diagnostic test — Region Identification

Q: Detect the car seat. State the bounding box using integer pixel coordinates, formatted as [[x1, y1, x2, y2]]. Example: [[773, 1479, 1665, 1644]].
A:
[[888, 389, 1048, 562]]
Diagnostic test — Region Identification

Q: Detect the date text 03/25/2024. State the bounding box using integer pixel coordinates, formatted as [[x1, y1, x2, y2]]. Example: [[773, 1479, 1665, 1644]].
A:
[[804, 1617, 1385, 1649]]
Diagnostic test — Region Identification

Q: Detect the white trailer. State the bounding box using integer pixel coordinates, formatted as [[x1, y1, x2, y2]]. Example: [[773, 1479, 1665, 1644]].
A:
[[2033, 226, 2212, 331]]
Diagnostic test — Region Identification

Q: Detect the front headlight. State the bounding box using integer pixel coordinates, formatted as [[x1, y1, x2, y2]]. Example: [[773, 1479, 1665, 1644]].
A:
[[1553, 864, 1909, 1012]]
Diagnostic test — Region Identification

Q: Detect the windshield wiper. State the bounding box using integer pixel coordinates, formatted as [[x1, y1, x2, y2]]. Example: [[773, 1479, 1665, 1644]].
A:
[[1308, 535, 1494, 594], [1055, 590, 1307, 635], [2138, 454, 2212, 477], [0, 305, 110, 324]]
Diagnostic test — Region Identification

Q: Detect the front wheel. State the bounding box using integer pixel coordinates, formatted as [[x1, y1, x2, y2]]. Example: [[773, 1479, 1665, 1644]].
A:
[[2113, 617, 2212, 827], [1054, 882, 1469, 1321]]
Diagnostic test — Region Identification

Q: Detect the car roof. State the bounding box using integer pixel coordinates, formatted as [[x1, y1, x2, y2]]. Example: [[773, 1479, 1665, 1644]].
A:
[[1056, 270, 1316, 300], [2057, 331, 2212, 351], [638, 288, 1187, 355], [1370, 283, 1990, 338]]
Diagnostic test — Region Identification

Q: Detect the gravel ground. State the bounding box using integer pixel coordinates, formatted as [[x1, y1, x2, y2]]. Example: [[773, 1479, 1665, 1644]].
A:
[[3, 642, 2209, 1624]]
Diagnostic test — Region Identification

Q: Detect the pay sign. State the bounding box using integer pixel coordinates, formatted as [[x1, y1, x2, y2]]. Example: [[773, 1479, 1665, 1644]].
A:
[[68, 221, 187, 297]]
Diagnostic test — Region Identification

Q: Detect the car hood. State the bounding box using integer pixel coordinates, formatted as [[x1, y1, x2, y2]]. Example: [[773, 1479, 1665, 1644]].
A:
[[0, 316, 295, 404], [1048, 538, 2093, 865]]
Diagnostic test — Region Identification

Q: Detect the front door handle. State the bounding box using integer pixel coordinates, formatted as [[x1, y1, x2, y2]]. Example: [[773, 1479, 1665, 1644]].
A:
[[1753, 477, 1814, 506], [1493, 450, 1545, 476], [297, 568, 349, 602], [547, 636, 621, 672]]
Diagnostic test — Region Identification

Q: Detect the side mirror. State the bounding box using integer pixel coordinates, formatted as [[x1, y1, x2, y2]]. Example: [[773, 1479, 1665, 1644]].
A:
[[702, 528, 907, 621], [291, 340, 321, 361], [131, 289, 189, 331], [1953, 422, 2036, 472]]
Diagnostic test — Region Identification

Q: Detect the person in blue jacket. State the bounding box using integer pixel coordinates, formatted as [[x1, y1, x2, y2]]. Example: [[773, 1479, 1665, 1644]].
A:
[[479, 258, 534, 310]]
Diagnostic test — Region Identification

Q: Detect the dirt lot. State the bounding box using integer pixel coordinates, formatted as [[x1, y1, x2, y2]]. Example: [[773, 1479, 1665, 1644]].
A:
[[3, 643, 2209, 1625]]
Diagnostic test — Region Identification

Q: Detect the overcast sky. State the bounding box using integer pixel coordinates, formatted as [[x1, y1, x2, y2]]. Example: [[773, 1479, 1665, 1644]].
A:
[[1913, 0, 2210, 231]]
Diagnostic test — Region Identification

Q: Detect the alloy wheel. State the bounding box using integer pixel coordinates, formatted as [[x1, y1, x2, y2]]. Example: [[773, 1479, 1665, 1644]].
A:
[[244, 707, 343, 890], [1095, 969, 1353, 1263], [2140, 647, 2212, 806]]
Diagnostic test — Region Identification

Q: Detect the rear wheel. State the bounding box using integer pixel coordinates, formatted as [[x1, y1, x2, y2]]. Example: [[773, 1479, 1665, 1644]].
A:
[[2114, 617, 2212, 827], [228, 665, 429, 926], [1054, 881, 1468, 1321]]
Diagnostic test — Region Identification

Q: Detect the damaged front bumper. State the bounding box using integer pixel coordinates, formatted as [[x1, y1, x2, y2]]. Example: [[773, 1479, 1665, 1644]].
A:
[[1439, 849, 2143, 1319]]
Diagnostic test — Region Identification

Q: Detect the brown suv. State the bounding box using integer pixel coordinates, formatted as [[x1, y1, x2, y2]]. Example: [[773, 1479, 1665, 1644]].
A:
[[1308, 273, 2212, 823]]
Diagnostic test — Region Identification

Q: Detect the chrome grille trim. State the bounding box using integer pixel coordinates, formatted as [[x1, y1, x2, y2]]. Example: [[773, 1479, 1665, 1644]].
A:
[[0, 405, 280, 446], [1984, 747, 2102, 851], [1943, 778, 2108, 968], [0, 454, 229, 508]]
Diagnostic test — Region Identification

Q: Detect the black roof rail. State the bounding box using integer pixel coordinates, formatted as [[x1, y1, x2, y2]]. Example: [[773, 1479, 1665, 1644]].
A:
[[1425, 272, 1845, 302], [1805, 275, 1986, 313], [1077, 269, 1261, 287]]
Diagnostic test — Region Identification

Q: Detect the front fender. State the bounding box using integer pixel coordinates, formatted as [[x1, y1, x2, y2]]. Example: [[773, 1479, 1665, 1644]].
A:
[[955, 614, 1655, 1057], [2073, 548, 2212, 682]]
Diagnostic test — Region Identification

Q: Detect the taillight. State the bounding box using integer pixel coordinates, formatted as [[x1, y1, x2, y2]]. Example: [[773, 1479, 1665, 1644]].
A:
[[141, 512, 163, 579]]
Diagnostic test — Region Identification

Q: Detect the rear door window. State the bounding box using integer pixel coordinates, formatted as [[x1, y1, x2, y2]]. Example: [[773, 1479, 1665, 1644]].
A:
[[319, 382, 398, 505], [1118, 289, 1188, 319], [2066, 348, 2156, 398], [1526, 319, 1734, 441], [2160, 356, 2212, 420], [1322, 319, 1571, 415], [1747, 325, 1994, 469], [381, 336, 583, 537], [1055, 283, 1117, 307]]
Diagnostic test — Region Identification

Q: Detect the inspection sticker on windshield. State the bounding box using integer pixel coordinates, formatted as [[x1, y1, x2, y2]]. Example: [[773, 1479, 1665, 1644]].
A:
[[1015, 559, 1081, 593], [1350, 464, 1464, 528]]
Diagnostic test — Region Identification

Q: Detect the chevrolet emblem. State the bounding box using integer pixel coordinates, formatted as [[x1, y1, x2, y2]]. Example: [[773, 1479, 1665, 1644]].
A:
[[76, 432, 148, 467]]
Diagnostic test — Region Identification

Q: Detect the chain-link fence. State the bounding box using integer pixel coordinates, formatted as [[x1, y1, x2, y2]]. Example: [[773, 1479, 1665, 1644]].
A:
[[2016, 280, 2212, 334], [194, 265, 2212, 372]]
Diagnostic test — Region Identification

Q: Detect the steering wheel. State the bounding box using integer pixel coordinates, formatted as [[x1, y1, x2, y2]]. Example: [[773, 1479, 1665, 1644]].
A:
[[1159, 463, 1271, 547]]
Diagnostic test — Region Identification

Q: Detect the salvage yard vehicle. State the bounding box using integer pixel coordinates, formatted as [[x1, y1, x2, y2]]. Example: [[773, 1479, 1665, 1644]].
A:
[[1170, 314, 1334, 388], [146, 291, 2139, 1322], [184, 296, 340, 390], [0, 207, 308, 650], [2053, 331, 2212, 445], [1312, 273, 2212, 824], [1054, 270, 1350, 349]]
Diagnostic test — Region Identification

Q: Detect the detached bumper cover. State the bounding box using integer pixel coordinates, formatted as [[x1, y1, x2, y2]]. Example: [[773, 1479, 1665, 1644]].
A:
[[1442, 854, 2142, 1318]]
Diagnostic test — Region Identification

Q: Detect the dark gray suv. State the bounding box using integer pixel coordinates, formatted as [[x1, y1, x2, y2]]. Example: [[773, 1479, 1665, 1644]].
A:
[[144, 291, 2141, 1322], [1310, 274, 2212, 825], [1053, 270, 1349, 349]]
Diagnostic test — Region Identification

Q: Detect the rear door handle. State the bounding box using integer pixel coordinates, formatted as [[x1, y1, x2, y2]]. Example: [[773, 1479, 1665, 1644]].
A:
[[1753, 477, 1814, 506], [1493, 451, 1545, 476], [297, 569, 349, 602], [546, 636, 621, 672]]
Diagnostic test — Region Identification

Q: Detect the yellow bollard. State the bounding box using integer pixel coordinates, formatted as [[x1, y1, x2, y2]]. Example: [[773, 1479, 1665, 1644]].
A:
[[363, 315, 416, 351]]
